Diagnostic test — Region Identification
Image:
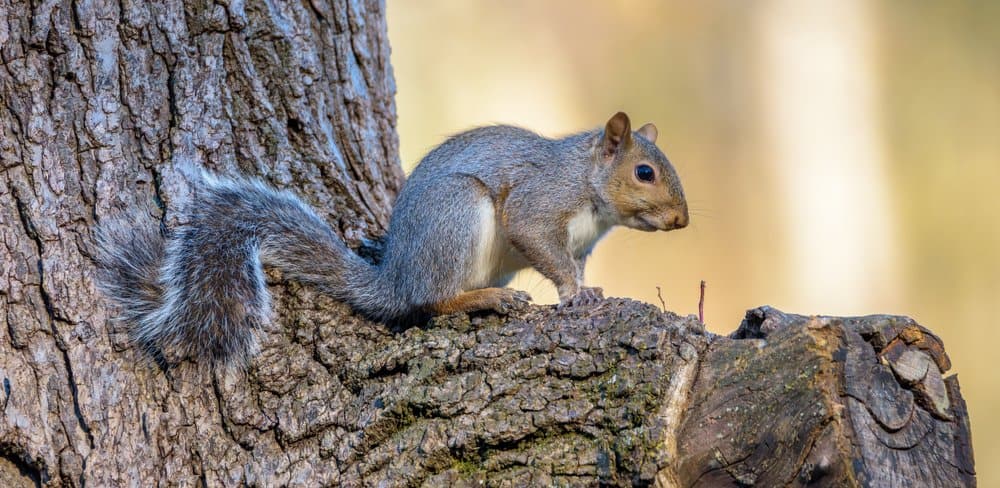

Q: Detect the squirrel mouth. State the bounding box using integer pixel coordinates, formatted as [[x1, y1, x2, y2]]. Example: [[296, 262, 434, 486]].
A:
[[634, 216, 661, 232]]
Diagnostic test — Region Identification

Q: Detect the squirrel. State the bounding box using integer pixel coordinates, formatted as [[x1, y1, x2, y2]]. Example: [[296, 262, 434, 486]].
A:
[[95, 112, 688, 365]]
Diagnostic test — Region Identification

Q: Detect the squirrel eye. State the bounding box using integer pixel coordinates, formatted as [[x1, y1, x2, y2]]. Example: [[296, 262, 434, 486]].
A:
[[635, 164, 655, 183]]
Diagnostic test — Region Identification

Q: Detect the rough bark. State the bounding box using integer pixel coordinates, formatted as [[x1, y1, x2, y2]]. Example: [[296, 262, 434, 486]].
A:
[[0, 0, 975, 487]]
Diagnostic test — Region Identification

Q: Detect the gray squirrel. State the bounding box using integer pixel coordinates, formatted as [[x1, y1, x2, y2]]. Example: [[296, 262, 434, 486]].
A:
[[95, 112, 688, 365]]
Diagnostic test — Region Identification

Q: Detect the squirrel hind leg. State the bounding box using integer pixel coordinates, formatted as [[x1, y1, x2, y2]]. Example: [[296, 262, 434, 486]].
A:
[[426, 288, 532, 316]]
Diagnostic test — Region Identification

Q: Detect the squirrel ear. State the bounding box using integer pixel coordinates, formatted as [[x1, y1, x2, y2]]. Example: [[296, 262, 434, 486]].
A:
[[637, 123, 658, 143], [602, 112, 632, 160]]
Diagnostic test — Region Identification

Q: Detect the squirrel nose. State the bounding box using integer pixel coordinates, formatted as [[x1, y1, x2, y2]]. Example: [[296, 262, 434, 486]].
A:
[[666, 206, 689, 230]]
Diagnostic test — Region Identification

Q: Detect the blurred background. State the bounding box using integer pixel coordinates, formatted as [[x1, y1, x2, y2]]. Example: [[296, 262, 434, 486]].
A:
[[387, 0, 999, 480]]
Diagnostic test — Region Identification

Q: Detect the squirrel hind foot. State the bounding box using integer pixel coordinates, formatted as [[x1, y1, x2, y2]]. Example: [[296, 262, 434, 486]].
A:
[[427, 288, 532, 316]]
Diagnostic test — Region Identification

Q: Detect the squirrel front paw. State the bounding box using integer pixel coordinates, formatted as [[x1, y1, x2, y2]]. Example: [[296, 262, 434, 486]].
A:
[[495, 289, 533, 314], [559, 286, 605, 308]]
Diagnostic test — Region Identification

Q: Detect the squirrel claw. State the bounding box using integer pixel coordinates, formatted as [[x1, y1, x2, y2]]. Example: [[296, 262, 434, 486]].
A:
[[560, 286, 605, 309]]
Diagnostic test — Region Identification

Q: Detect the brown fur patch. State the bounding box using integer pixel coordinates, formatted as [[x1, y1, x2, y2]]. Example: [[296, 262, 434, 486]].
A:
[[427, 288, 520, 314]]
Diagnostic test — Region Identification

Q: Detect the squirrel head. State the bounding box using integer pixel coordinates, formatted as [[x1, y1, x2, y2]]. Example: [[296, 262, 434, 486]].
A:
[[593, 112, 688, 232]]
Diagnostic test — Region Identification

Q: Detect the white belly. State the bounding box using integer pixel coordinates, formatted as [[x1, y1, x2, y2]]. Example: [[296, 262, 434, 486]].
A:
[[466, 199, 528, 290], [465, 201, 610, 290], [567, 207, 612, 258]]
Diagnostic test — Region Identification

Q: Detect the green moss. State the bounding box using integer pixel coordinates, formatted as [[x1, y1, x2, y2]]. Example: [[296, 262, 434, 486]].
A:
[[452, 459, 482, 476]]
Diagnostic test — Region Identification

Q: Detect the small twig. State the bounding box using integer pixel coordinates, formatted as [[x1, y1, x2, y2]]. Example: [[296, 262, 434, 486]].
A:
[[698, 280, 706, 324], [655, 286, 666, 312]]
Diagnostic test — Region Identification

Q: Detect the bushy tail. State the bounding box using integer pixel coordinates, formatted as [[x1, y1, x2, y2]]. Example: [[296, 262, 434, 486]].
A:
[[94, 176, 391, 365], [94, 220, 167, 348]]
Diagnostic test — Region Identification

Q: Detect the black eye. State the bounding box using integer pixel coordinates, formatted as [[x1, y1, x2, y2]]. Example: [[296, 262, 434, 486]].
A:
[[635, 164, 655, 182]]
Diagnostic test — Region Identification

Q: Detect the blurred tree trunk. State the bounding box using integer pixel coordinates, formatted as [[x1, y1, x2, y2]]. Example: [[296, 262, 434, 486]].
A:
[[0, 1, 975, 487], [753, 0, 900, 311]]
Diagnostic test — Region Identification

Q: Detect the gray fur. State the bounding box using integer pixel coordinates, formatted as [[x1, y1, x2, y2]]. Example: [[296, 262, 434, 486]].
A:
[[94, 114, 686, 365], [94, 219, 167, 350], [96, 176, 383, 364]]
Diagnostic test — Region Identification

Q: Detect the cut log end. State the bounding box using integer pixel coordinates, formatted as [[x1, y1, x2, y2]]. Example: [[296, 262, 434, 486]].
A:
[[670, 306, 975, 487]]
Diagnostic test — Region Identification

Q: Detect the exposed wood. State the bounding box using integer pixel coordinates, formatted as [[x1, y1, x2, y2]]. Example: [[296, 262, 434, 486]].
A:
[[0, 0, 975, 486], [680, 306, 975, 487]]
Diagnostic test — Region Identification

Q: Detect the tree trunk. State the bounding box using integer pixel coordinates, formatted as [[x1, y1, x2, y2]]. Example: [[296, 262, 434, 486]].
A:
[[0, 1, 975, 487]]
